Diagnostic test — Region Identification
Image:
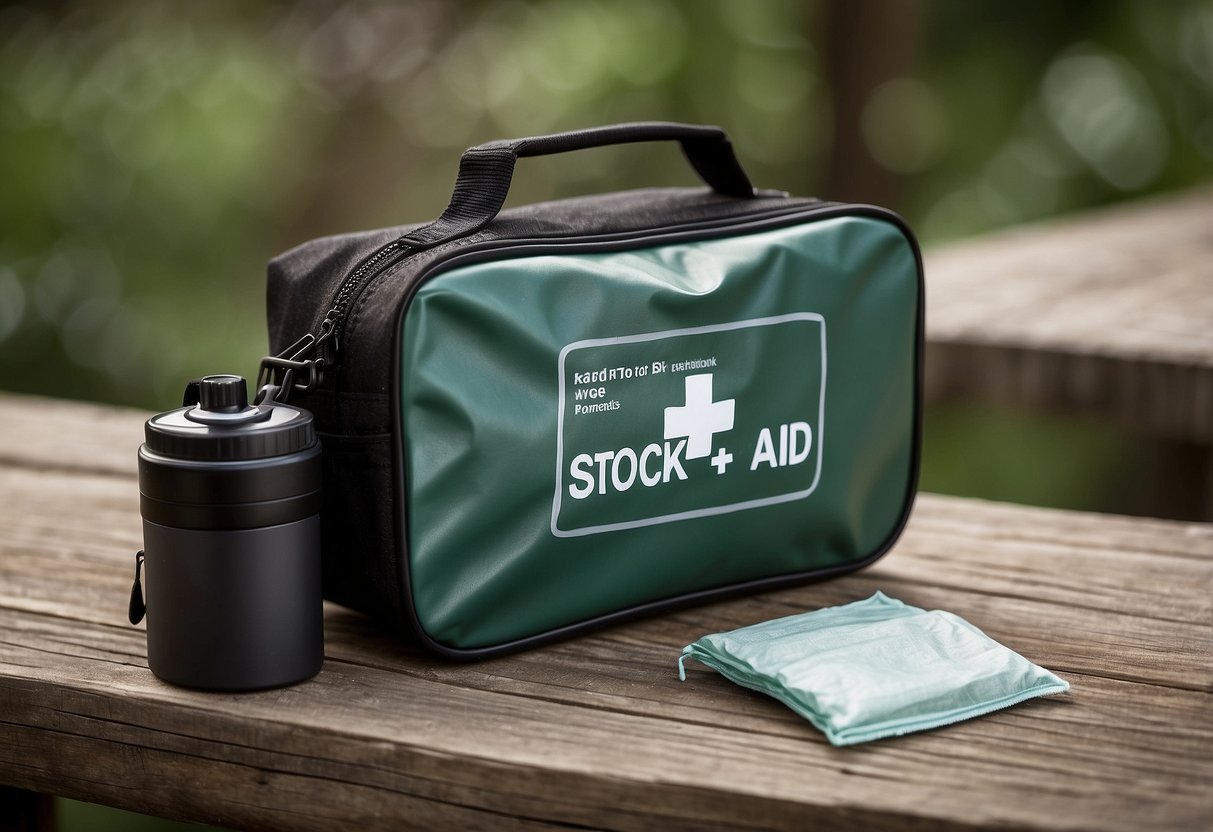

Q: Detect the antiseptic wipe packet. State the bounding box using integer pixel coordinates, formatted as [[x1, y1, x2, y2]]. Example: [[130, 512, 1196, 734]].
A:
[[678, 592, 1069, 746]]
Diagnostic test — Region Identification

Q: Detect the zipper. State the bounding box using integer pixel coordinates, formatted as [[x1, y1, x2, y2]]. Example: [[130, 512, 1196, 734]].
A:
[[258, 199, 827, 396], [324, 240, 413, 348], [257, 238, 415, 394]]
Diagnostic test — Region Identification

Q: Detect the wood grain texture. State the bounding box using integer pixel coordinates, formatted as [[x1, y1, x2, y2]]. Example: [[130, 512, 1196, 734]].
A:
[[925, 186, 1213, 443], [0, 392, 143, 478], [1, 394, 1211, 831]]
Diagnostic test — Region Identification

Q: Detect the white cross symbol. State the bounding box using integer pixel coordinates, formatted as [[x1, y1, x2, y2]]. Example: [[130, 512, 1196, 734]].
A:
[[710, 447, 733, 474], [664, 373, 735, 461]]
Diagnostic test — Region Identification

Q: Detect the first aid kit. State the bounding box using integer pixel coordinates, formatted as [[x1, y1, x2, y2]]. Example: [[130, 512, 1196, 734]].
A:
[[260, 122, 924, 658]]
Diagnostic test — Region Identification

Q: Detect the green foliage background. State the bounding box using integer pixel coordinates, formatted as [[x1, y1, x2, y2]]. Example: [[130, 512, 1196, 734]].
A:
[[3, 1, 1209, 410]]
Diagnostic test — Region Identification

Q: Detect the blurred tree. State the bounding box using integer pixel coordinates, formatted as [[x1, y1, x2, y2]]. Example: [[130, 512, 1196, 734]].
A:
[[819, 0, 922, 206], [3, 1, 1207, 410]]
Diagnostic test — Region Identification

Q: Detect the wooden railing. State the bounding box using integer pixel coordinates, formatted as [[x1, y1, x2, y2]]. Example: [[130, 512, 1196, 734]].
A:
[[1, 188, 1211, 831]]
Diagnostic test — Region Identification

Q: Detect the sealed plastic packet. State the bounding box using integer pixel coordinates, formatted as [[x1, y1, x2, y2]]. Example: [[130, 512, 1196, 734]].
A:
[[678, 592, 1069, 746]]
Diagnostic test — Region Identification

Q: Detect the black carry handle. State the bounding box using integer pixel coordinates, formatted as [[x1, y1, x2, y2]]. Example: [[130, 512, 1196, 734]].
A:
[[401, 122, 756, 249]]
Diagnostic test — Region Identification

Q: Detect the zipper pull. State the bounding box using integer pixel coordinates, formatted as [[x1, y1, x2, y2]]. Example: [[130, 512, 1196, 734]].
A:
[[314, 315, 340, 364]]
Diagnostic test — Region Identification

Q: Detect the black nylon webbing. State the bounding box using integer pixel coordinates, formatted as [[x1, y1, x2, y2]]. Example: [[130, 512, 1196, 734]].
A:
[[401, 123, 756, 251]]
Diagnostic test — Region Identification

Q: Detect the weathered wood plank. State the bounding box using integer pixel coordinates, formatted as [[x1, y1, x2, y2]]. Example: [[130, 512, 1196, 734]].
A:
[[925, 186, 1213, 444], [0, 392, 143, 478], [1, 463, 1210, 692], [2, 614, 1211, 832], [2, 617, 1211, 832], [1, 451, 1211, 830]]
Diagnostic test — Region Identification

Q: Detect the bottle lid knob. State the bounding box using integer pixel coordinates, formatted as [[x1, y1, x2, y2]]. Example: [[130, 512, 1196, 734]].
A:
[[145, 373, 315, 461], [198, 375, 248, 413]]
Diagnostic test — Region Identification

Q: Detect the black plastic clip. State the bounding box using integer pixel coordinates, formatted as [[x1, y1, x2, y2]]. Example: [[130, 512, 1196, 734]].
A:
[[255, 367, 294, 406], [256, 332, 324, 398]]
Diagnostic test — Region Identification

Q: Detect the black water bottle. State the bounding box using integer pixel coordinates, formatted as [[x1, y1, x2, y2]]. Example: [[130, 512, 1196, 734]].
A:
[[131, 374, 323, 689]]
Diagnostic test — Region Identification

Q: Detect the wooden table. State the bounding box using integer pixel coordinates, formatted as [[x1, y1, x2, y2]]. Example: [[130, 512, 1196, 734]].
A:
[[925, 185, 1213, 444], [1, 392, 1211, 831]]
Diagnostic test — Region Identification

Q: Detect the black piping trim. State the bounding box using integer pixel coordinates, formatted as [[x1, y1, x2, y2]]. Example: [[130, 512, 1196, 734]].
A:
[[327, 197, 818, 339], [386, 203, 925, 660]]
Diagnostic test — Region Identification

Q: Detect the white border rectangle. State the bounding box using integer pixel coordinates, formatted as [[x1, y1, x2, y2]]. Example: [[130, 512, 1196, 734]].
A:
[[552, 313, 827, 537]]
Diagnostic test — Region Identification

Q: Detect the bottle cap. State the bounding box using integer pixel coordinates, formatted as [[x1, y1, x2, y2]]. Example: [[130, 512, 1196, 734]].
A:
[[144, 375, 315, 461], [197, 374, 248, 412]]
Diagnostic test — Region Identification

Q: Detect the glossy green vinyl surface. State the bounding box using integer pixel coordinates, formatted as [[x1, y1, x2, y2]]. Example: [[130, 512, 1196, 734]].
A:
[[400, 214, 920, 650]]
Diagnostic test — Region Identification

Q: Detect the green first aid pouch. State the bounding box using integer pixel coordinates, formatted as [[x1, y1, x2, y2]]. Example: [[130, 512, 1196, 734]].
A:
[[262, 123, 924, 658]]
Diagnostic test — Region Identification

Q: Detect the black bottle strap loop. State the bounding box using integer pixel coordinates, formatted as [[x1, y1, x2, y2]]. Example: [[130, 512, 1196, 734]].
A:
[[128, 550, 146, 625], [401, 122, 757, 250]]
